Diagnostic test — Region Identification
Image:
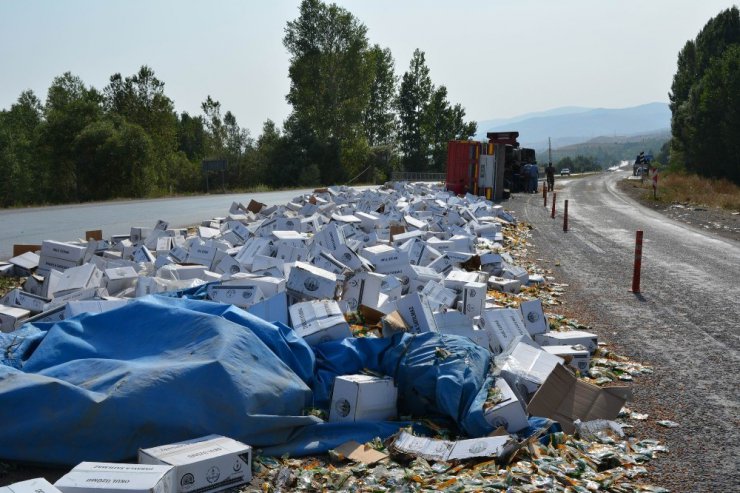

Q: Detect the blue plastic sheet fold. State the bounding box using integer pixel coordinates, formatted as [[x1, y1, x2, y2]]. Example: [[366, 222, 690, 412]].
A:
[[0, 297, 499, 465]]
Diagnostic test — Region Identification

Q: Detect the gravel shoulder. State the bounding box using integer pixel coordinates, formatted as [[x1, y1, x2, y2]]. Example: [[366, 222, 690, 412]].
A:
[[507, 174, 740, 493], [616, 176, 740, 242]]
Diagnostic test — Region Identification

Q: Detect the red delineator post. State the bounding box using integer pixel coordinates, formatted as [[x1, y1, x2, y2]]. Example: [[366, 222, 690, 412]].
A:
[[630, 230, 643, 293], [551, 192, 556, 218], [563, 200, 569, 231]]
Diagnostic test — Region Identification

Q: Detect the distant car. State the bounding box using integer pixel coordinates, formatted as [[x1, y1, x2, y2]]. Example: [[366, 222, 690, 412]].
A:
[[560, 168, 571, 176]]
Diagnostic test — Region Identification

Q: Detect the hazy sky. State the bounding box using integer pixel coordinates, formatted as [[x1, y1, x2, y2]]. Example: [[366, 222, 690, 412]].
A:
[[1, 1, 735, 135]]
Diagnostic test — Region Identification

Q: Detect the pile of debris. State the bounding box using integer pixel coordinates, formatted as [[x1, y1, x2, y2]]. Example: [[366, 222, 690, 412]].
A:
[[0, 182, 666, 493]]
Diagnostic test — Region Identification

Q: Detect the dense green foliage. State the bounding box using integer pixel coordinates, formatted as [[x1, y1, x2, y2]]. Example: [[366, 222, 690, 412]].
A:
[[0, 0, 474, 207], [669, 6, 740, 183]]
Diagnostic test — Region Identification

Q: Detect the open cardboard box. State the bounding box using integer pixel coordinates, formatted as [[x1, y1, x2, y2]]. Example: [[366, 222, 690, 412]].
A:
[[527, 364, 631, 434]]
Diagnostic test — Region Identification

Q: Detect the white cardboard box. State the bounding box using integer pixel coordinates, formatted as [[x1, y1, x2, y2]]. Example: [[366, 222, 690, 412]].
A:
[[426, 254, 454, 276], [289, 300, 352, 345], [488, 277, 521, 294], [421, 281, 457, 309], [484, 378, 530, 433], [329, 374, 397, 423], [443, 270, 479, 294], [391, 431, 515, 462], [535, 330, 599, 353], [311, 251, 350, 275], [435, 311, 490, 349], [54, 462, 175, 493], [9, 251, 40, 272], [207, 285, 265, 308], [519, 299, 549, 336], [542, 345, 591, 372], [479, 308, 532, 354], [1, 478, 63, 493], [460, 282, 486, 319], [341, 272, 384, 312], [104, 267, 139, 295], [40, 240, 87, 263], [2, 288, 49, 314], [0, 305, 30, 333], [223, 276, 284, 298], [37, 255, 81, 275], [50, 264, 103, 298], [245, 292, 289, 326], [138, 435, 252, 493], [500, 342, 564, 402], [286, 262, 337, 300], [394, 293, 438, 334]]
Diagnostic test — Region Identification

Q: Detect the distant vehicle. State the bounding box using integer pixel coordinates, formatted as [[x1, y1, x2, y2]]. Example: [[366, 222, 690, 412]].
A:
[[560, 168, 571, 176]]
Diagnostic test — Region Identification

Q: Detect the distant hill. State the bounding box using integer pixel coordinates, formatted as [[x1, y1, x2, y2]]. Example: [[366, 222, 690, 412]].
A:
[[541, 130, 671, 168], [475, 102, 671, 149]]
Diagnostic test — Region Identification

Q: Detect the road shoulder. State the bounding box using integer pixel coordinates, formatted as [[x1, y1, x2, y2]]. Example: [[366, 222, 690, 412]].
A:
[[616, 176, 740, 242]]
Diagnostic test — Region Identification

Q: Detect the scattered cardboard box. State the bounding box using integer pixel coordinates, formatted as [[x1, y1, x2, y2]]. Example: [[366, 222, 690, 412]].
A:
[[1, 479, 63, 493], [0, 305, 30, 332], [527, 364, 631, 434], [391, 431, 516, 462], [289, 300, 352, 345], [535, 330, 599, 353], [542, 345, 591, 372], [54, 462, 175, 493], [286, 262, 338, 301], [484, 378, 530, 433], [394, 293, 438, 334], [479, 308, 532, 354], [138, 435, 252, 493], [329, 374, 398, 423], [332, 441, 388, 465], [519, 299, 549, 336], [499, 341, 564, 403]]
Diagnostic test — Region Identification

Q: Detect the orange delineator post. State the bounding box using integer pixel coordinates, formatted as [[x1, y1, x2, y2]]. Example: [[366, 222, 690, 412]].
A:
[[630, 230, 644, 293], [551, 192, 556, 218]]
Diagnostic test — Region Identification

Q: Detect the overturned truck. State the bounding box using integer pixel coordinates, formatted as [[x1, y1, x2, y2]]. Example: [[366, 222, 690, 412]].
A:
[[445, 131, 537, 200]]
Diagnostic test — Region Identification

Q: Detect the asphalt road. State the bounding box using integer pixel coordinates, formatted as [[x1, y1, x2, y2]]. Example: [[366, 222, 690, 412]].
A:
[[508, 172, 740, 491], [0, 188, 333, 260]]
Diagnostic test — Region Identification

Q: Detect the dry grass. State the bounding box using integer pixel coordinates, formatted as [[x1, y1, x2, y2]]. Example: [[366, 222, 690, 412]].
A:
[[632, 172, 740, 210]]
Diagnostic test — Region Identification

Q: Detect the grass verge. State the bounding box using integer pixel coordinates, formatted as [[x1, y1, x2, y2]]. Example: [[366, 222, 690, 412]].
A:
[[626, 172, 740, 210]]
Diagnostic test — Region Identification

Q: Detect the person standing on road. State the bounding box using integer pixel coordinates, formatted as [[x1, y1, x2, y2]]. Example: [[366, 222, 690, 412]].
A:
[[529, 162, 539, 193], [521, 163, 531, 193], [545, 162, 555, 191], [651, 166, 659, 199]]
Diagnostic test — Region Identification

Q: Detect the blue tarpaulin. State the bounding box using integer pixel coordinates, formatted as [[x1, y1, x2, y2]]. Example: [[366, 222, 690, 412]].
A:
[[0, 296, 500, 466]]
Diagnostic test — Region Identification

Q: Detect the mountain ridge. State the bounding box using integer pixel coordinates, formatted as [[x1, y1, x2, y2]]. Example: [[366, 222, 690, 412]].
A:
[[475, 102, 670, 149]]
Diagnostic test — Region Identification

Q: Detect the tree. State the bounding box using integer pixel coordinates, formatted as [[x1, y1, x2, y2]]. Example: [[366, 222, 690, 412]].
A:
[[0, 90, 43, 205], [284, 0, 374, 184], [223, 110, 253, 186], [690, 44, 740, 182], [177, 112, 207, 161], [40, 72, 103, 203], [669, 7, 739, 182], [423, 86, 477, 171], [397, 49, 432, 172], [74, 117, 156, 200], [103, 66, 178, 191], [364, 45, 397, 147], [398, 50, 476, 172], [201, 95, 226, 156]]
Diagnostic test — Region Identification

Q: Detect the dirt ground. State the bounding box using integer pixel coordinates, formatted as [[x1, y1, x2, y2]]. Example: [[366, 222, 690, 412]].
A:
[[616, 177, 740, 242]]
